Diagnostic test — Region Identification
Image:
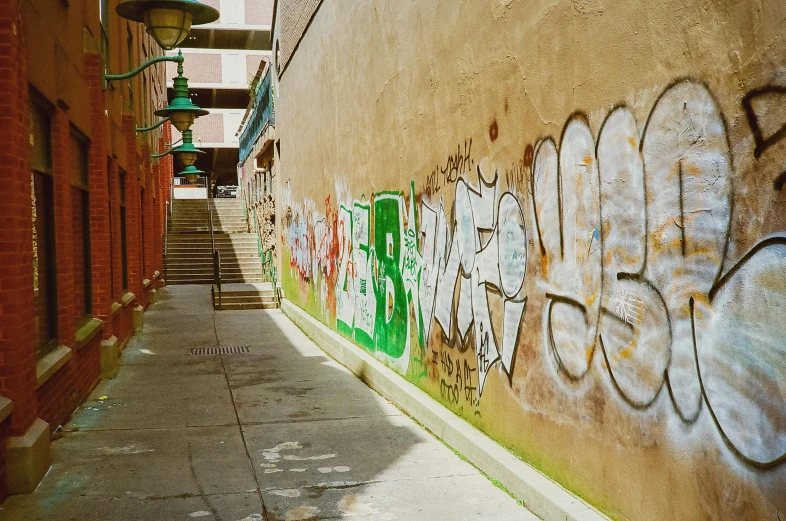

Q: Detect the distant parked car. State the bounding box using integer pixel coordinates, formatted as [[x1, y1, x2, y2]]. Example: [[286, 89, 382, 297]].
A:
[[217, 185, 238, 198]]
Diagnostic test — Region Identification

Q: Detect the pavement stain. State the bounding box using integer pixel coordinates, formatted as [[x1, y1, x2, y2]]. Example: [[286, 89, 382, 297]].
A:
[[338, 495, 375, 517], [275, 385, 316, 397], [38, 474, 87, 514], [96, 444, 154, 455], [283, 505, 320, 521], [270, 489, 302, 498], [0, 287, 533, 521]]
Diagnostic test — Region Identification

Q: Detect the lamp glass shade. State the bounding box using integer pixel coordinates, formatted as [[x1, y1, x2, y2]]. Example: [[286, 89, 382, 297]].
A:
[[143, 8, 192, 50], [184, 173, 199, 184], [177, 150, 198, 167], [169, 111, 195, 132]]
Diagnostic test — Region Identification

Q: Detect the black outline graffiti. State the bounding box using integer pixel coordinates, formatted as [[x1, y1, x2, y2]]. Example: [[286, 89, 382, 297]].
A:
[[425, 166, 528, 392], [695, 235, 786, 470], [536, 111, 603, 382], [741, 85, 786, 160], [501, 295, 527, 385], [530, 79, 785, 467], [742, 85, 786, 192], [545, 293, 590, 383], [529, 138, 556, 257]]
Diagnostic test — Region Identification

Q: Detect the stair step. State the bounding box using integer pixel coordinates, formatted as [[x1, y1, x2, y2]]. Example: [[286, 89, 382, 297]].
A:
[[217, 291, 275, 298], [216, 294, 276, 302], [216, 302, 278, 310], [167, 253, 261, 259]]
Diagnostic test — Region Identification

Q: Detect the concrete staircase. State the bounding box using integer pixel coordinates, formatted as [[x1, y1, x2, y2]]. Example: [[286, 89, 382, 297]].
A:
[[212, 282, 278, 310], [166, 199, 267, 286]]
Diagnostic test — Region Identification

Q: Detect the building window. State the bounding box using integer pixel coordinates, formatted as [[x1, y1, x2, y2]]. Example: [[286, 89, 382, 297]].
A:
[[30, 98, 58, 357], [71, 128, 92, 319], [140, 188, 146, 276], [119, 168, 129, 290], [108, 158, 115, 300]]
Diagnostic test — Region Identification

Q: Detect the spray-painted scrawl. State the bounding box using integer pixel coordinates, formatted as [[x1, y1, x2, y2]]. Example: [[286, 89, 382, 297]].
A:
[[530, 80, 786, 468], [283, 79, 786, 470], [288, 185, 424, 375], [419, 165, 528, 397]]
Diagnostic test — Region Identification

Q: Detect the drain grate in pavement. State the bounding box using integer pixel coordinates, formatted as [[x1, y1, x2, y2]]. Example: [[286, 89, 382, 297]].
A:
[[190, 346, 250, 356]]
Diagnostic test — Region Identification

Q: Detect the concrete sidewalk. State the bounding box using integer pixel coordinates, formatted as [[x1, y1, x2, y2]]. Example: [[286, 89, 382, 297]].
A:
[[0, 285, 537, 521]]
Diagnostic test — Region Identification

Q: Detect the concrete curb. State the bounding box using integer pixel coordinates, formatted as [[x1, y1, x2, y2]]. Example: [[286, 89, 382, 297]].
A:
[[281, 299, 611, 521]]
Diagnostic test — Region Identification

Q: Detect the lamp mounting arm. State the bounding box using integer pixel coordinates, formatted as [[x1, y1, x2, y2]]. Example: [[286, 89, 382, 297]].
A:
[[151, 149, 173, 159], [136, 117, 170, 133], [104, 51, 184, 87]]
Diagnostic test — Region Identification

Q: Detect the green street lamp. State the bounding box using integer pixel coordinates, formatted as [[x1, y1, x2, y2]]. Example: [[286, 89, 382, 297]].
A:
[[153, 54, 208, 132], [170, 129, 205, 167], [177, 164, 205, 184], [116, 0, 220, 51]]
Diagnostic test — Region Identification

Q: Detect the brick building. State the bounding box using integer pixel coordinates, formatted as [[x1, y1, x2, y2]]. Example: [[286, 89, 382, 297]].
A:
[[166, 0, 273, 190], [0, 0, 179, 500]]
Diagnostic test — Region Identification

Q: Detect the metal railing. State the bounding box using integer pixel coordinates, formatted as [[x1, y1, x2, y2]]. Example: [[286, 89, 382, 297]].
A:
[[213, 250, 222, 309], [163, 205, 169, 282], [207, 183, 222, 308], [239, 66, 274, 164], [174, 176, 207, 188], [266, 250, 279, 307]]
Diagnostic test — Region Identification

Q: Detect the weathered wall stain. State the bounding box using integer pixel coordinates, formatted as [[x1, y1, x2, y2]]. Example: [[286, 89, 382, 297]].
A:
[[489, 119, 499, 141], [276, 2, 786, 514], [283, 80, 786, 473]]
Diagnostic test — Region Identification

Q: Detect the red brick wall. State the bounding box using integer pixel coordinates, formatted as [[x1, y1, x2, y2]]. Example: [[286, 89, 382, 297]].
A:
[[0, 4, 169, 504], [109, 160, 123, 304], [161, 126, 174, 285], [85, 53, 114, 333], [37, 334, 101, 432], [152, 161, 162, 280], [0, 0, 39, 442], [141, 147, 156, 305], [123, 116, 144, 302], [0, 0, 37, 503]]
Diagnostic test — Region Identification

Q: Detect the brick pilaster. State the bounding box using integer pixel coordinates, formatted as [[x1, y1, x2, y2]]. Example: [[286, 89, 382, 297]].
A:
[[152, 160, 162, 277], [160, 126, 174, 282], [85, 53, 112, 330], [141, 146, 156, 288], [122, 115, 143, 299], [0, 0, 39, 442], [109, 160, 122, 301]]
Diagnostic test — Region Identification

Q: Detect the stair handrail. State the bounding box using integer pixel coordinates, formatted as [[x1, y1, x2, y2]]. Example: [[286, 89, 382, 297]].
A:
[[163, 205, 169, 282], [207, 179, 221, 307], [213, 249, 222, 309], [269, 252, 279, 307], [168, 177, 174, 229]]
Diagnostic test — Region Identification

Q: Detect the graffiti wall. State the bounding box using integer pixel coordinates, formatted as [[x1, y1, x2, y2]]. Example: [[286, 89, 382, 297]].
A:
[[275, 1, 786, 520]]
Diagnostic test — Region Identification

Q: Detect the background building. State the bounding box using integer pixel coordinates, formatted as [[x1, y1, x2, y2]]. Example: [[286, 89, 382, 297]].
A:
[[166, 0, 274, 189], [270, 1, 786, 521], [0, 0, 176, 500], [237, 59, 278, 280]]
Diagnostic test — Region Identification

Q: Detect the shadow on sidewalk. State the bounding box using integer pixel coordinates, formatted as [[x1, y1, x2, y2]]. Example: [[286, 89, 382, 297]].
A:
[[0, 285, 523, 521]]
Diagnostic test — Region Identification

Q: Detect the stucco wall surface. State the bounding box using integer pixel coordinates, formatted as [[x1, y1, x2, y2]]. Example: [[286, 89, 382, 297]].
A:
[[274, 1, 786, 520]]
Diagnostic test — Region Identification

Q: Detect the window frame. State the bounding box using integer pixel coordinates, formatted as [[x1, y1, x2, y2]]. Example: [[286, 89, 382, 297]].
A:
[[30, 93, 59, 358], [107, 157, 115, 300], [70, 126, 92, 320], [119, 168, 129, 291]]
